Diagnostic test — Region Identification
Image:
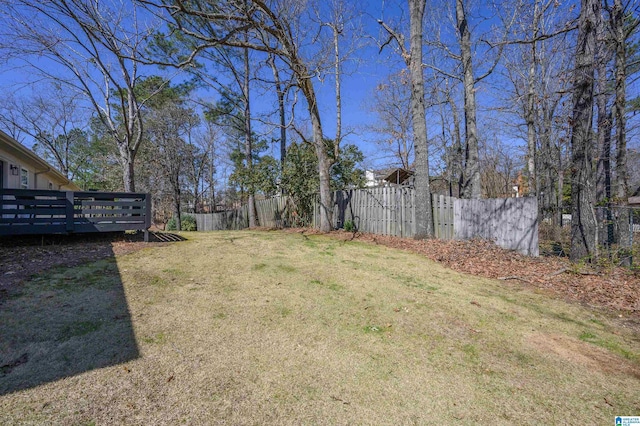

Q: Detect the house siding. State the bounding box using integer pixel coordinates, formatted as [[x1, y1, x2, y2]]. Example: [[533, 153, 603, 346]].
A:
[[0, 153, 49, 190], [0, 132, 76, 191], [0, 151, 24, 189]]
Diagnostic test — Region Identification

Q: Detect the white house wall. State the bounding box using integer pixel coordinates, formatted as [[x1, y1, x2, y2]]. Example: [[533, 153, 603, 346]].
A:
[[0, 152, 57, 190]]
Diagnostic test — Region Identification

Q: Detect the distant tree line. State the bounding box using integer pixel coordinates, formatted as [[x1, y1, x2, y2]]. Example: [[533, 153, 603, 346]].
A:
[[0, 0, 638, 262]]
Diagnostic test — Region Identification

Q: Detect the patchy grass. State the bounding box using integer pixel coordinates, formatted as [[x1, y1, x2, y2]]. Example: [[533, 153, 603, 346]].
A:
[[1, 230, 639, 425], [59, 320, 103, 341], [0, 255, 138, 402]]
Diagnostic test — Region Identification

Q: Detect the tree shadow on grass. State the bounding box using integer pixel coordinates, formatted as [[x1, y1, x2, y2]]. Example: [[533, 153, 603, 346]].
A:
[[0, 236, 139, 395]]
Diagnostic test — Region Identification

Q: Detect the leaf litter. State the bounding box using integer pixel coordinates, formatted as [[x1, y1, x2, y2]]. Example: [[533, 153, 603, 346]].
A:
[[302, 229, 640, 320]]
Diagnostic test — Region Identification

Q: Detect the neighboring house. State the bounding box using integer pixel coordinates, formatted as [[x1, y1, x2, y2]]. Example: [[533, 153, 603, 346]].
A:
[[365, 168, 415, 188], [383, 168, 414, 186], [365, 169, 387, 187], [0, 130, 79, 191]]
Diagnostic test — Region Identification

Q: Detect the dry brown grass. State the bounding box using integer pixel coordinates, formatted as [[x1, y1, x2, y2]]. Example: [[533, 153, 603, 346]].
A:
[[1, 230, 639, 425]]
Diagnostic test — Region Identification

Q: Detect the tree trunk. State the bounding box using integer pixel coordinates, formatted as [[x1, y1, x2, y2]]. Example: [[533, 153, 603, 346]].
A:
[[173, 187, 181, 231], [119, 146, 135, 192], [296, 61, 333, 232], [244, 46, 257, 228], [612, 0, 630, 263], [209, 137, 216, 211], [456, 0, 481, 199], [525, 1, 540, 198], [312, 110, 332, 232], [595, 103, 612, 206], [570, 0, 599, 262], [268, 55, 287, 186], [539, 104, 555, 220], [63, 143, 70, 180], [595, 9, 613, 206], [278, 89, 286, 170], [448, 94, 463, 198], [595, 42, 613, 251], [613, 0, 628, 203], [409, 0, 433, 238], [333, 24, 342, 156], [557, 168, 564, 234], [554, 112, 565, 241]]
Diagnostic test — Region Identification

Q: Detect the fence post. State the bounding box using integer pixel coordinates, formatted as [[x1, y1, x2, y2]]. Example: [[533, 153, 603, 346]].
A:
[[401, 189, 405, 236], [65, 191, 75, 233], [629, 208, 634, 266], [144, 194, 152, 242], [411, 189, 416, 236]]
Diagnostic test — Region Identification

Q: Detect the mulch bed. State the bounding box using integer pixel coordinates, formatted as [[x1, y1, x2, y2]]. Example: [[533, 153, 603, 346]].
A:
[[286, 228, 640, 320]]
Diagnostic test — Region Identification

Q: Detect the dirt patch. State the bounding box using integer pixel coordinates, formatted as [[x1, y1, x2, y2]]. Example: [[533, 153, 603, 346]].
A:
[[528, 333, 640, 380], [0, 232, 171, 294], [294, 229, 640, 319]]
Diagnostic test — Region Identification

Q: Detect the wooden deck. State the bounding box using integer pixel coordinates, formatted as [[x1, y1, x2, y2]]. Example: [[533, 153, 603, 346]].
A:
[[0, 189, 151, 238]]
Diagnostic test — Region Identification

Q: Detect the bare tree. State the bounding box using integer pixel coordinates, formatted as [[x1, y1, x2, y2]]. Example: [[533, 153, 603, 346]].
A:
[[570, 0, 600, 261], [523, 1, 543, 198], [146, 104, 197, 230], [0, 0, 160, 192], [455, 0, 481, 199], [608, 0, 639, 263], [242, 44, 257, 227], [144, 5, 263, 225], [595, 22, 613, 207], [369, 71, 414, 169], [313, 0, 364, 151], [610, 0, 632, 206], [0, 88, 90, 180], [502, 0, 576, 232], [195, 120, 222, 212], [182, 128, 213, 214], [433, 77, 463, 197], [480, 138, 521, 198], [267, 53, 289, 175], [421, 0, 509, 199], [378, 0, 434, 238], [140, 0, 339, 232]]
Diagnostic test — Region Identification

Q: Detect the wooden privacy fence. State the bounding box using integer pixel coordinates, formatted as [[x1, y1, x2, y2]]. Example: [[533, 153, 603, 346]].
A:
[[254, 196, 289, 227], [316, 187, 538, 256], [193, 196, 289, 231], [0, 189, 151, 237], [193, 188, 538, 256], [454, 197, 538, 256], [194, 205, 248, 231], [318, 187, 417, 237]]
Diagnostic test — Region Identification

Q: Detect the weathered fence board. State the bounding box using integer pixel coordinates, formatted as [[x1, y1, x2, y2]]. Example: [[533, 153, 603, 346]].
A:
[[255, 196, 288, 228], [193, 206, 248, 231], [194, 197, 289, 231], [317, 188, 538, 256], [194, 189, 538, 256], [454, 197, 538, 256], [326, 187, 419, 238]]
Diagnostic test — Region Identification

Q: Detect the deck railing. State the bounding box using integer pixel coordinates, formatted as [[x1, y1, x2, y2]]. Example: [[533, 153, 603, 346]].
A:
[[0, 189, 151, 237]]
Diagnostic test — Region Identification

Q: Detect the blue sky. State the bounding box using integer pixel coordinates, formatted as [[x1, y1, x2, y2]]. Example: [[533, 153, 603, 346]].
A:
[[0, 0, 408, 169], [3, 0, 629, 179]]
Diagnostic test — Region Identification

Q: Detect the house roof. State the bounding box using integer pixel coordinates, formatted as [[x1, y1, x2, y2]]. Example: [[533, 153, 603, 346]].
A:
[[383, 168, 414, 185], [0, 129, 80, 190]]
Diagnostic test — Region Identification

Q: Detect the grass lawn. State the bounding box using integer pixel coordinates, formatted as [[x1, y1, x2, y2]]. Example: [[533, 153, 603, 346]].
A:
[[1, 230, 639, 424]]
